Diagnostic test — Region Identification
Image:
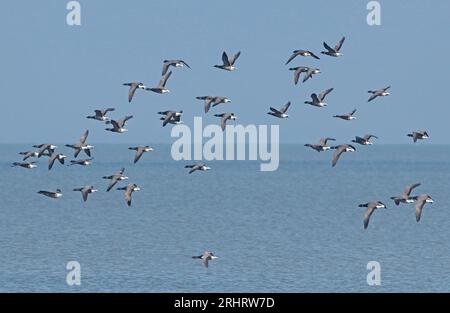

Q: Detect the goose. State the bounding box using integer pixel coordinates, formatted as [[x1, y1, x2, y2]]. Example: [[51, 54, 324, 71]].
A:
[[19, 151, 39, 161], [33, 144, 57, 157], [123, 82, 148, 102], [267, 102, 291, 118], [162, 59, 190, 76], [304, 88, 334, 107], [333, 109, 357, 121], [128, 146, 153, 164], [321, 36, 345, 57], [103, 168, 128, 192], [73, 185, 97, 202], [185, 163, 211, 174], [352, 134, 378, 145], [214, 113, 236, 131], [48, 153, 67, 170], [12, 161, 37, 169], [368, 86, 390, 102], [302, 67, 321, 83], [158, 110, 183, 127], [304, 137, 336, 152], [65, 130, 93, 158], [285, 49, 320, 64], [38, 189, 63, 198], [288, 66, 310, 85], [390, 183, 421, 206], [68, 158, 93, 166], [214, 51, 241, 71], [331, 144, 356, 167], [407, 131, 429, 143], [117, 183, 141, 207], [86, 108, 115, 121], [147, 71, 172, 94], [192, 251, 218, 268], [412, 194, 434, 222], [358, 201, 387, 229], [105, 116, 133, 133], [196, 96, 231, 113]]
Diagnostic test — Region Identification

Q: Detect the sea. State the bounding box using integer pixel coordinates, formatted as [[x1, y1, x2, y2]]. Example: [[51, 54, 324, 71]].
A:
[[0, 144, 449, 292]]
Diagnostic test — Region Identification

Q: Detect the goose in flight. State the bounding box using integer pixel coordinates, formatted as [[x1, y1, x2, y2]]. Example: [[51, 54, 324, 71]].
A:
[[12, 161, 37, 169], [352, 134, 378, 145], [390, 182, 421, 206], [302, 67, 321, 83], [68, 158, 93, 166], [214, 51, 241, 71], [331, 144, 356, 167], [103, 168, 128, 192], [304, 88, 334, 107], [86, 108, 115, 122], [412, 194, 434, 222], [48, 153, 67, 170], [73, 185, 97, 202], [148, 71, 172, 94], [368, 86, 390, 102], [128, 146, 153, 164], [65, 130, 93, 158], [123, 82, 148, 103], [333, 109, 357, 121], [185, 163, 211, 174], [358, 201, 387, 229], [105, 116, 133, 133], [38, 189, 63, 199], [158, 110, 183, 127], [304, 137, 336, 152], [192, 251, 218, 268], [33, 144, 57, 157], [321, 36, 345, 57], [19, 151, 39, 161], [288, 66, 310, 85], [214, 113, 236, 131], [407, 131, 429, 143], [267, 101, 291, 118], [196, 96, 231, 113], [285, 49, 320, 64], [162, 59, 190, 76], [117, 183, 141, 207]]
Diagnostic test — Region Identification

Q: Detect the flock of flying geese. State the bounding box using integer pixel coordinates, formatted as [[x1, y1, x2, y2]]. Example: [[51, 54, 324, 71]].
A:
[[10, 36, 434, 266]]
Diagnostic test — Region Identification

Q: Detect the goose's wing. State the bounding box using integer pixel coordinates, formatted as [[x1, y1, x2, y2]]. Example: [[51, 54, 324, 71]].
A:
[[159, 71, 172, 87], [279, 102, 291, 114], [128, 84, 138, 102], [335, 36, 345, 51], [332, 146, 345, 167], [319, 88, 334, 100], [404, 183, 421, 197], [221, 51, 230, 66], [364, 205, 376, 229], [230, 51, 241, 65]]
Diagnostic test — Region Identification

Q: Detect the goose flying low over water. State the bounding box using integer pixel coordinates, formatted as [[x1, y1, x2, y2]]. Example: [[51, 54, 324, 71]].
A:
[[117, 183, 140, 207], [304, 137, 336, 152], [267, 101, 291, 118], [185, 163, 211, 174], [68, 158, 93, 166], [289, 66, 310, 85], [407, 131, 429, 143], [73, 185, 97, 202], [196, 96, 231, 113], [148, 71, 172, 94], [65, 130, 93, 158], [12, 161, 37, 169], [123, 82, 148, 103], [359, 201, 387, 229], [158, 110, 183, 127], [305, 88, 334, 107], [128, 146, 153, 164], [321, 36, 345, 57], [333, 109, 357, 121], [331, 144, 356, 167], [412, 194, 434, 222], [103, 168, 128, 192], [352, 134, 378, 145], [19, 151, 39, 161], [33, 144, 57, 157], [38, 189, 63, 198], [48, 153, 67, 170], [390, 182, 421, 206], [214, 51, 241, 71], [214, 113, 236, 131], [285, 49, 320, 64], [86, 108, 115, 121], [368, 86, 390, 102], [105, 116, 133, 133], [162, 59, 191, 76], [192, 251, 218, 268]]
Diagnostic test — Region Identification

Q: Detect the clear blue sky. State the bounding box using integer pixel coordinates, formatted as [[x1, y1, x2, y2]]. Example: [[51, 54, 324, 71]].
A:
[[1, 0, 448, 144]]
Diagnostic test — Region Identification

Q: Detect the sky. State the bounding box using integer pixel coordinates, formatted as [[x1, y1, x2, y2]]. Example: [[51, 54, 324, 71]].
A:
[[0, 0, 449, 144]]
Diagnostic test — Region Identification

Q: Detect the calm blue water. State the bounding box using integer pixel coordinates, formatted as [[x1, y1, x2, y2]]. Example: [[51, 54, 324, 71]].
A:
[[0, 144, 449, 292]]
